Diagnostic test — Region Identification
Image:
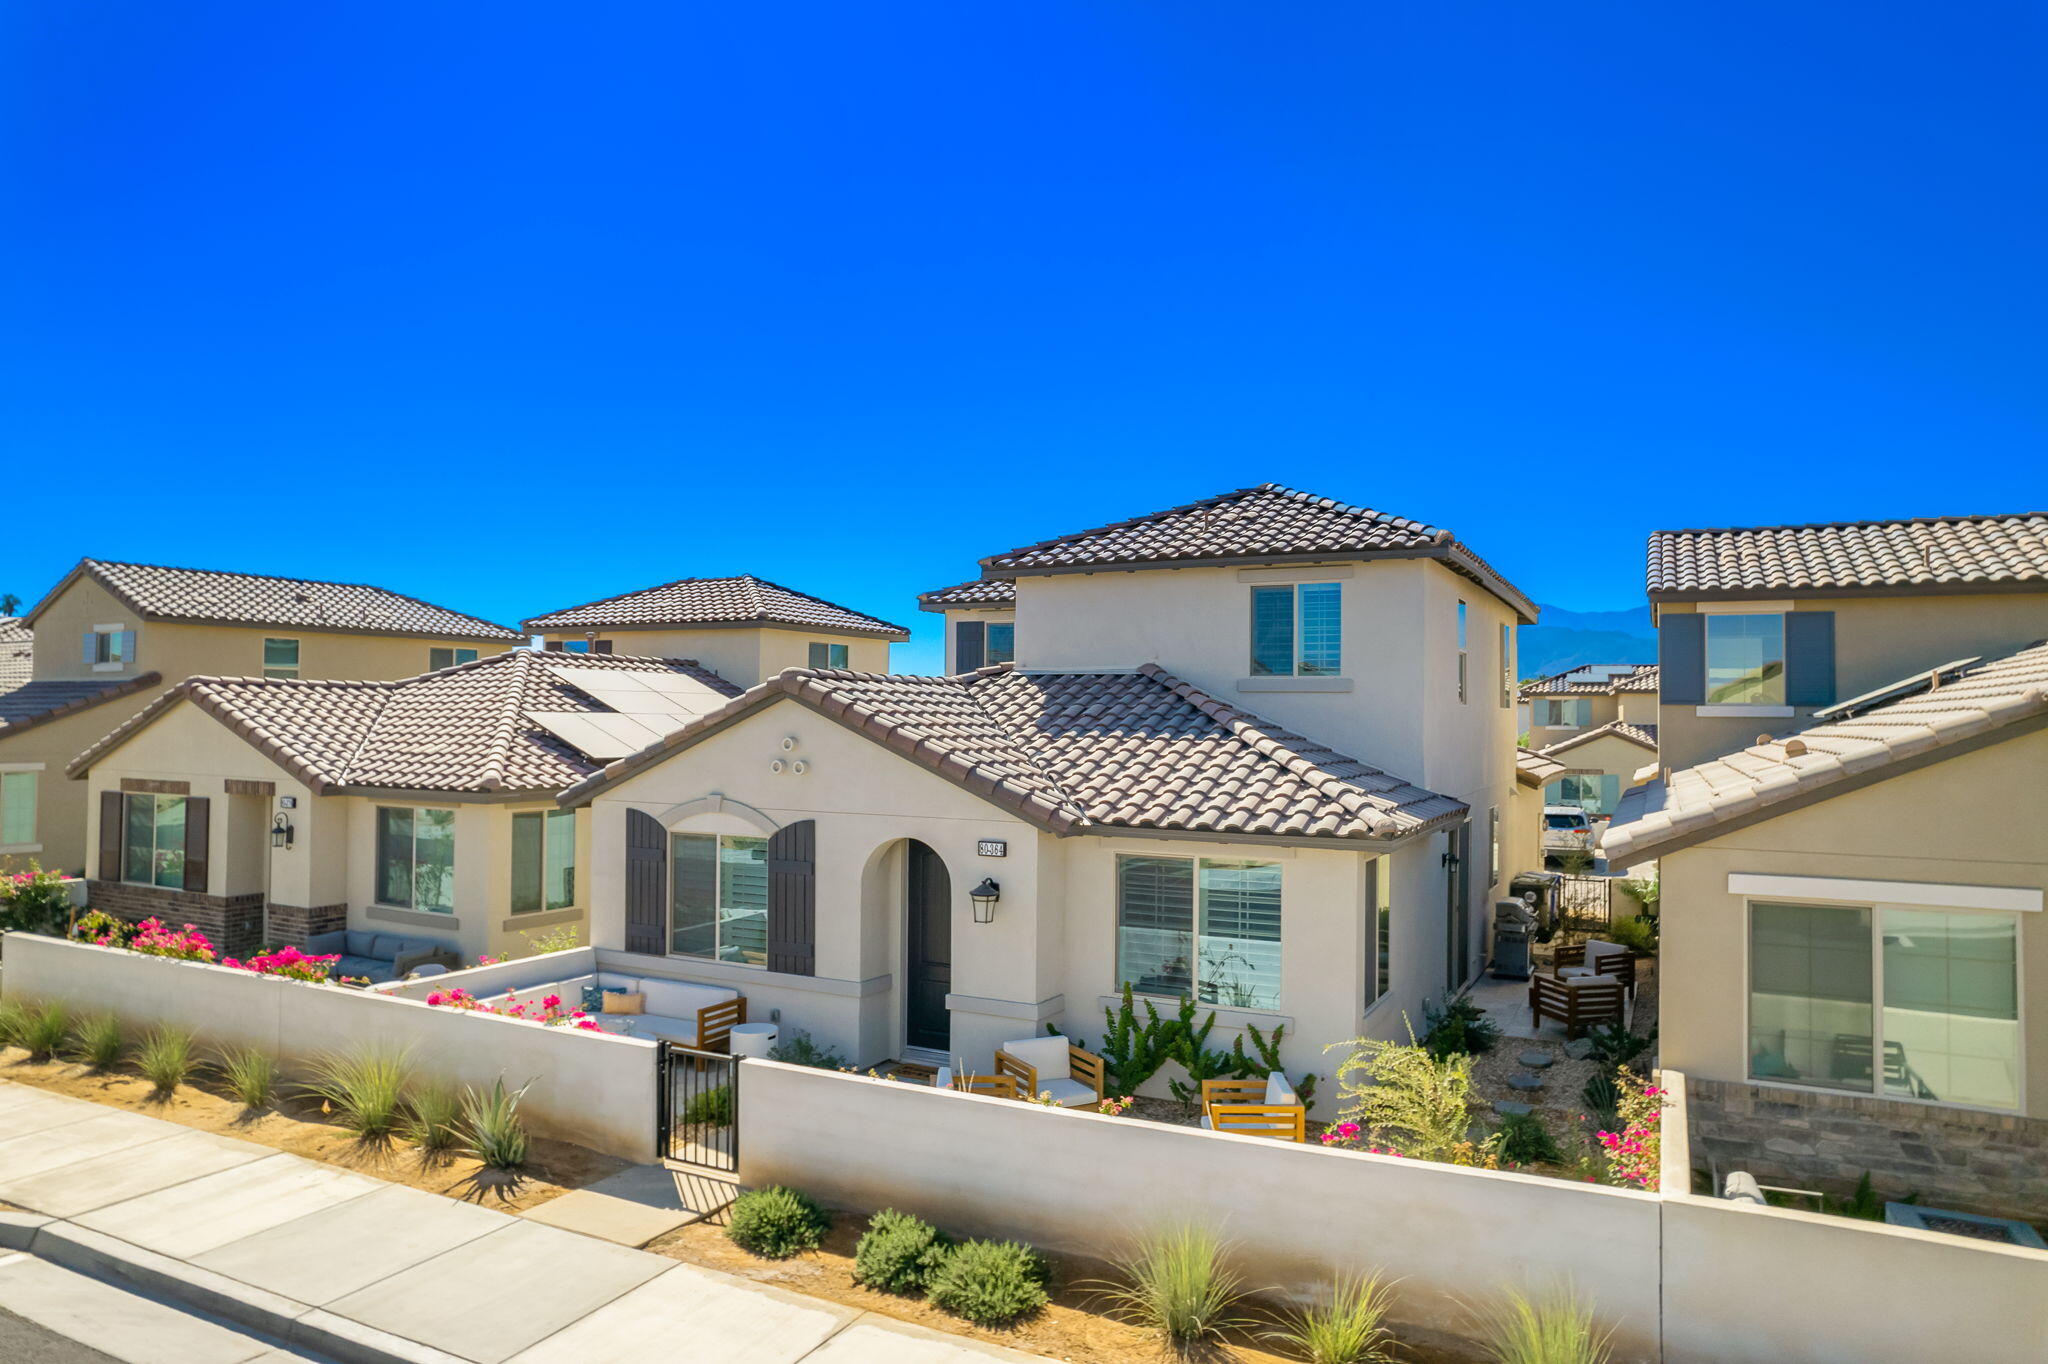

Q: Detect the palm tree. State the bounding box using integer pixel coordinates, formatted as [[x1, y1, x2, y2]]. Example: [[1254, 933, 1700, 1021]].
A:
[[0, 593, 19, 615]]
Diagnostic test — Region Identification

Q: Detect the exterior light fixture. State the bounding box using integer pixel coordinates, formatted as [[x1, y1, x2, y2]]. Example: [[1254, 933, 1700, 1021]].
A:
[[969, 877, 1000, 924], [271, 813, 295, 850]]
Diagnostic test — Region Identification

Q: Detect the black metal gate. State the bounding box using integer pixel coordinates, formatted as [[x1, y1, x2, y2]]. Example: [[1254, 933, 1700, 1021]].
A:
[[657, 1042, 739, 1172], [1556, 874, 1614, 940]]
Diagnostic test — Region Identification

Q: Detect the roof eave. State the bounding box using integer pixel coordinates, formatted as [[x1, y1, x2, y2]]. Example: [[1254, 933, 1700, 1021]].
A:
[[1648, 578, 2048, 605]]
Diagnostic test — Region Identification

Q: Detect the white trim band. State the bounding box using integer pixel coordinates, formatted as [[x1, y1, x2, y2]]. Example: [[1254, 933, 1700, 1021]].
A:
[[1728, 871, 2042, 913]]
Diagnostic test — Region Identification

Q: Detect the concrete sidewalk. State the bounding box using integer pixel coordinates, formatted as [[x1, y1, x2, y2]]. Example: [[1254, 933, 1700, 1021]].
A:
[[0, 1081, 1051, 1364]]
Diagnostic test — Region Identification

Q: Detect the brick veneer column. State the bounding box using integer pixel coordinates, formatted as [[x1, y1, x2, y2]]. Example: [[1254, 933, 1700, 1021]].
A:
[[265, 903, 348, 947], [85, 882, 266, 957]]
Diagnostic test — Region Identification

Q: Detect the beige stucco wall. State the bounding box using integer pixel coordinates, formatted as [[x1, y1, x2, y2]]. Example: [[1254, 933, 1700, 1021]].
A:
[[584, 690, 1464, 1102], [1527, 690, 1620, 751], [0, 701, 160, 874], [936, 607, 1015, 674], [77, 698, 590, 960], [1656, 591, 2048, 769], [1655, 727, 2048, 1119], [1541, 731, 1659, 808], [533, 626, 892, 687]]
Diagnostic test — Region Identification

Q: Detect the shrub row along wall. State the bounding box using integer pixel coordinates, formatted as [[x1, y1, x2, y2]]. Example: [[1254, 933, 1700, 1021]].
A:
[[1, 933, 658, 1163], [740, 1060, 2048, 1364]]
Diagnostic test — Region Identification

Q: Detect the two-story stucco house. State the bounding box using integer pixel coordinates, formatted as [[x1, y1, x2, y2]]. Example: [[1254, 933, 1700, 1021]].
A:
[[66, 650, 743, 960], [1649, 513, 2048, 769], [523, 576, 908, 684], [1521, 663, 1659, 818], [561, 485, 1535, 1104], [0, 560, 522, 876]]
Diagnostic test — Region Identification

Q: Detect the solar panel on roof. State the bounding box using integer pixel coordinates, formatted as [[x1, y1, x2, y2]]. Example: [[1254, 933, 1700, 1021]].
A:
[[1810, 657, 1982, 722], [526, 711, 645, 761]]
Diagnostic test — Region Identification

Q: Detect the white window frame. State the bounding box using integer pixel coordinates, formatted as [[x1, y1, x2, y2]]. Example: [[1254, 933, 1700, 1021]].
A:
[[119, 792, 187, 889], [669, 831, 771, 966], [1499, 623, 1512, 709], [1115, 852, 1284, 1013], [1363, 854, 1391, 1015], [807, 641, 850, 670], [985, 622, 1015, 666], [1248, 582, 1343, 678], [263, 637, 300, 680], [374, 805, 457, 913], [1489, 807, 1500, 887], [1742, 888, 2029, 1115], [1703, 610, 1788, 710], [509, 807, 577, 915], [0, 764, 41, 852], [1456, 600, 1468, 703], [429, 646, 480, 670], [88, 623, 134, 673]]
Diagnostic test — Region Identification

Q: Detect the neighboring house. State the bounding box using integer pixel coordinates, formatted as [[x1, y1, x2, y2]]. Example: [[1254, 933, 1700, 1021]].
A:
[[66, 650, 742, 960], [1649, 513, 2048, 770], [1535, 719, 1659, 820], [1602, 640, 2048, 1220], [0, 617, 31, 692], [1521, 662, 1658, 750], [918, 578, 1017, 672], [0, 560, 522, 875], [522, 576, 908, 685], [1506, 747, 1570, 887], [560, 483, 1535, 1098]]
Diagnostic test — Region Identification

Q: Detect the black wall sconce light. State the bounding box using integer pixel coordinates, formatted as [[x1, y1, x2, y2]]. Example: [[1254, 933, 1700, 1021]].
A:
[[969, 877, 1001, 924], [271, 813, 295, 850]]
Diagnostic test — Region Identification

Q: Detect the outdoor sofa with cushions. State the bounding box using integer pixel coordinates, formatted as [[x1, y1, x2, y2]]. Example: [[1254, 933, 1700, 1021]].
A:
[[307, 930, 462, 984], [993, 1034, 1105, 1110], [482, 971, 746, 1051]]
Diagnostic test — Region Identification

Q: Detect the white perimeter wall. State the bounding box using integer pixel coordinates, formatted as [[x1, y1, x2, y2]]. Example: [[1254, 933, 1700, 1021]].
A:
[[740, 1060, 2048, 1364], [2, 933, 657, 1163]]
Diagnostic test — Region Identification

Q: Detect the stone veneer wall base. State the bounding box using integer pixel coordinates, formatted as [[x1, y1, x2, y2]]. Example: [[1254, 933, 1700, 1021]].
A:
[[1687, 1076, 2048, 1223], [264, 902, 348, 947]]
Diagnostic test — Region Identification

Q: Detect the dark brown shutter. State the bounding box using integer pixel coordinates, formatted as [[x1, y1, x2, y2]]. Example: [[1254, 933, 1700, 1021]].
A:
[[593, 640, 614, 654], [544, 640, 565, 651], [98, 791, 123, 880], [624, 808, 667, 955], [766, 819, 816, 976], [182, 797, 210, 893], [955, 620, 985, 672]]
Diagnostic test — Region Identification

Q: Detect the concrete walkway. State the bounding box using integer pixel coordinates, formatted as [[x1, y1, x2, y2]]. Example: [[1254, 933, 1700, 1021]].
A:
[[0, 1081, 1051, 1364]]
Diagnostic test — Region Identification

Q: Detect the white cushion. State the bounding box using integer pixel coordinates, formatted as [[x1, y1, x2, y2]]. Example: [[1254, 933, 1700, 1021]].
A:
[[1585, 940, 1629, 966], [1035, 1077, 1096, 1108], [618, 1014, 700, 1046], [1263, 1072, 1299, 1107], [636, 978, 734, 1020], [1002, 1035, 1071, 1082]]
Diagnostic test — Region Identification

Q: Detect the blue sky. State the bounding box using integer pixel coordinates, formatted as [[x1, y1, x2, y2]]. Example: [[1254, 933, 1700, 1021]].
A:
[[5, 4, 2043, 673]]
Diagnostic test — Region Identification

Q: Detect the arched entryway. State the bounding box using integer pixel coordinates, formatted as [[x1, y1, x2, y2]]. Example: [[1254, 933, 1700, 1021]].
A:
[[904, 840, 952, 1053]]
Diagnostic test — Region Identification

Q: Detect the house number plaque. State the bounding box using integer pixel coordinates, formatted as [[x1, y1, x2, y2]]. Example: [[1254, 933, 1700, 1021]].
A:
[[977, 839, 1007, 857]]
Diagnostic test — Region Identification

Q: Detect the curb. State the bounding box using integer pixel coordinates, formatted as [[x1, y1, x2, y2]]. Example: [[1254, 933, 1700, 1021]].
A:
[[22, 1219, 463, 1364]]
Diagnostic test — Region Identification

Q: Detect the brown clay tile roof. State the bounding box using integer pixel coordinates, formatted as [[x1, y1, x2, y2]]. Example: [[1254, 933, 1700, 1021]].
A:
[[978, 483, 1537, 622], [1647, 512, 2048, 600], [1602, 640, 2048, 864], [562, 663, 1465, 844], [68, 651, 741, 795], [916, 579, 1017, 612], [523, 575, 909, 639], [0, 619, 30, 692], [1520, 664, 1659, 697], [1537, 719, 1658, 759], [23, 560, 521, 641], [0, 673, 164, 739], [1515, 748, 1570, 787]]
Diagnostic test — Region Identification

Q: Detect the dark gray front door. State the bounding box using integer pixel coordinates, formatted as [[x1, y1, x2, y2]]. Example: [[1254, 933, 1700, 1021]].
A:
[[905, 841, 952, 1051]]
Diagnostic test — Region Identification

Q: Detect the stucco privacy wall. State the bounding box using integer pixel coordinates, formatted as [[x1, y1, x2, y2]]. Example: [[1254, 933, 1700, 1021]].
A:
[[742, 1060, 2048, 1364], [0, 933, 657, 1162]]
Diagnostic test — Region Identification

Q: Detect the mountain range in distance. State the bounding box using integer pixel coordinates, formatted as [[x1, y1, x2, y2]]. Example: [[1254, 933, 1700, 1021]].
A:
[[1520, 603, 1656, 680]]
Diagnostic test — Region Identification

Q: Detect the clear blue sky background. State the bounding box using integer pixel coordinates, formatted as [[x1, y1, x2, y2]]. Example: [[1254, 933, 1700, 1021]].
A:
[[5, 4, 2043, 673]]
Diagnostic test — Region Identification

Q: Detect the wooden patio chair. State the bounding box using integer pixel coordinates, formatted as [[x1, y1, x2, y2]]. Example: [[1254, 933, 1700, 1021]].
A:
[[1553, 941, 1637, 997], [1529, 973, 1624, 1039], [1199, 1076, 1306, 1142], [993, 1035, 1105, 1110], [951, 1072, 1026, 1100], [694, 996, 747, 1053]]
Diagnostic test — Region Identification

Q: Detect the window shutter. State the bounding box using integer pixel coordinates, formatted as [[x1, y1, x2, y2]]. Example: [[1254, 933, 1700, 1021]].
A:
[[1785, 611, 1836, 708], [83, 632, 97, 665], [1660, 613, 1706, 705], [955, 620, 985, 672], [766, 819, 816, 976], [182, 797, 210, 893], [119, 630, 137, 662], [98, 791, 123, 880], [544, 640, 565, 652], [593, 640, 614, 654], [624, 809, 667, 955]]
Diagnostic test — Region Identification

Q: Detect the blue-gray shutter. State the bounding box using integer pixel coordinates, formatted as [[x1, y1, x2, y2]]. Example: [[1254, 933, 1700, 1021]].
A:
[[955, 620, 985, 672], [120, 629, 136, 661], [82, 632, 96, 665], [1785, 611, 1836, 707], [766, 819, 815, 976], [1660, 614, 1706, 705], [624, 809, 667, 955]]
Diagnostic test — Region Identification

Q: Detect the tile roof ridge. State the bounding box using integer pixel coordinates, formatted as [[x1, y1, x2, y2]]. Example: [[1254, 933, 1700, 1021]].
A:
[[80, 558, 522, 638], [1651, 510, 2048, 537]]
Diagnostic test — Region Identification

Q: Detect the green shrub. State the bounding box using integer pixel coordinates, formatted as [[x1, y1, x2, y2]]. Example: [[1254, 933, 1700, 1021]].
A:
[[302, 1046, 412, 1139], [1581, 1069, 1620, 1125], [681, 1083, 735, 1126], [1606, 915, 1657, 956], [1326, 1027, 1481, 1163], [1264, 1272, 1400, 1364], [726, 1186, 830, 1259], [461, 1078, 531, 1170], [1473, 1286, 1613, 1364], [1092, 1223, 1247, 1348], [1583, 1023, 1653, 1070], [215, 1046, 279, 1109], [926, 1239, 1049, 1328], [1495, 1112, 1563, 1167], [403, 1084, 462, 1152], [854, 1208, 952, 1294], [18, 1000, 69, 1060], [0, 997, 27, 1049], [136, 1026, 196, 1095], [766, 1030, 849, 1070], [71, 1014, 124, 1070], [1422, 998, 1501, 1060]]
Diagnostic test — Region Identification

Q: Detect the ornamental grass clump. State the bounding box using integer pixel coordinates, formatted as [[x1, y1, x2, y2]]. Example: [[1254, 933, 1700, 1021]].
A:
[[137, 1026, 197, 1095], [853, 1208, 952, 1295], [725, 1186, 830, 1259], [303, 1046, 412, 1140], [460, 1078, 530, 1170], [1092, 1223, 1250, 1350], [403, 1084, 462, 1154], [71, 1014, 124, 1071], [925, 1239, 1049, 1328], [1472, 1286, 1613, 1364], [214, 1046, 280, 1109], [19, 1001, 71, 1060], [1264, 1272, 1401, 1364], [0, 997, 27, 1049]]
